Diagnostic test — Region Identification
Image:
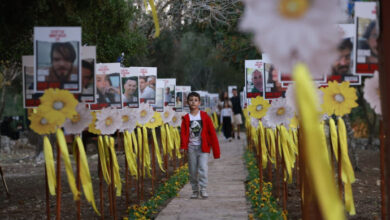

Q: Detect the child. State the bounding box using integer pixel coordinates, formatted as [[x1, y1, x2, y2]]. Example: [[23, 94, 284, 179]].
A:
[[180, 92, 220, 199], [220, 101, 233, 141]]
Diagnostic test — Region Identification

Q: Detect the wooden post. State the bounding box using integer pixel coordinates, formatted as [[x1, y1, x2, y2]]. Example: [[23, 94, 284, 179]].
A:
[[45, 167, 50, 220], [140, 135, 145, 202], [165, 126, 169, 179], [125, 151, 129, 206], [380, 121, 386, 220], [337, 130, 343, 199], [258, 130, 263, 195], [275, 128, 280, 199], [98, 153, 104, 220], [109, 147, 117, 220], [281, 149, 287, 213], [56, 143, 61, 220], [76, 142, 81, 220], [378, 1, 390, 217]]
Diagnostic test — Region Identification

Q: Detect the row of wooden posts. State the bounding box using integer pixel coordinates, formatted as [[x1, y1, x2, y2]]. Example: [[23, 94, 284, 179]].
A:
[[247, 122, 386, 219], [44, 127, 186, 220]]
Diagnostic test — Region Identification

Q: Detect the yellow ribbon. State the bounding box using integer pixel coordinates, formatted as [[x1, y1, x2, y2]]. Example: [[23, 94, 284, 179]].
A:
[[280, 126, 294, 183], [97, 136, 110, 184], [75, 136, 100, 215], [165, 124, 174, 158], [293, 63, 344, 220], [152, 128, 165, 172], [174, 128, 182, 159], [56, 129, 79, 200], [43, 136, 56, 195], [329, 118, 338, 160], [107, 136, 122, 196], [161, 125, 167, 155], [148, 0, 160, 38], [259, 121, 268, 168], [124, 131, 138, 178], [131, 131, 138, 155], [142, 127, 152, 178], [266, 128, 276, 164], [319, 121, 331, 167], [338, 117, 356, 215]]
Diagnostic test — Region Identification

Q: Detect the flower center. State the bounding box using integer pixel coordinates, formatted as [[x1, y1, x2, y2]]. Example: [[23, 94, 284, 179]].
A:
[[276, 107, 285, 116], [279, 0, 309, 19], [40, 117, 48, 125], [122, 115, 129, 122], [334, 94, 345, 103], [105, 117, 113, 126], [256, 105, 263, 111], [164, 112, 169, 118], [71, 114, 81, 123], [140, 110, 147, 117], [53, 101, 64, 110]]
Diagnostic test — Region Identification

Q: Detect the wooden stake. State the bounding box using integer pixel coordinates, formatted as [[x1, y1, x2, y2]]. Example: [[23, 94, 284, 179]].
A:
[[151, 129, 156, 194], [258, 130, 263, 195], [275, 128, 280, 199], [45, 167, 50, 220], [98, 153, 104, 220], [380, 120, 386, 220], [76, 142, 81, 220]]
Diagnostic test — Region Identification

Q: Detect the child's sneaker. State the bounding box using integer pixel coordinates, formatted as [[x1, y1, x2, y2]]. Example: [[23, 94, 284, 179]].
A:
[[200, 190, 208, 199], [191, 191, 199, 199]]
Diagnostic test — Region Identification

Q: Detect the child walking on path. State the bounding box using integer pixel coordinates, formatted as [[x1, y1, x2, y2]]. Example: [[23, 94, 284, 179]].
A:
[[180, 92, 220, 199], [220, 101, 233, 141]]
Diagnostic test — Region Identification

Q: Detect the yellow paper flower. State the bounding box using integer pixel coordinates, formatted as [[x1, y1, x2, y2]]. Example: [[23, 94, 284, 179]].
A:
[[88, 111, 101, 135], [145, 112, 163, 129], [321, 81, 358, 116], [29, 109, 57, 135], [39, 88, 78, 125], [247, 96, 270, 119]]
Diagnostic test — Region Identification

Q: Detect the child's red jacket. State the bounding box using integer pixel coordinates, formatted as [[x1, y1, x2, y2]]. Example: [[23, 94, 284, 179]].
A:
[[180, 111, 220, 159]]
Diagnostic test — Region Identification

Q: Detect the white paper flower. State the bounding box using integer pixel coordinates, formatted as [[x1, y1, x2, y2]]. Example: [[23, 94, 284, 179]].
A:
[[136, 103, 154, 126], [240, 0, 343, 76], [169, 112, 184, 127], [118, 107, 137, 132], [364, 71, 381, 115], [285, 83, 323, 114], [161, 106, 175, 124], [261, 117, 276, 129], [95, 108, 122, 135], [63, 103, 92, 134], [264, 98, 294, 127], [250, 116, 260, 129]]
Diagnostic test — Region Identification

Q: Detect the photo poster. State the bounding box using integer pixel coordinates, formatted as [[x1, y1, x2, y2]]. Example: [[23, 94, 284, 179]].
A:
[[175, 86, 184, 112], [228, 85, 237, 98], [89, 63, 122, 110], [245, 60, 264, 98], [79, 46, 96, 103], [154, 79, 165, 112], [195, 91, 207, 110], [355, 2, 378, 75], [23, 55, 42, 108], [121, 67, 139, 108], [34, 27, 81, 93], [262, 54, 286, 99], [240, 90, 245, 109], [182, 86, 191, 112], [160, 78, 176, 107], [209, 93, 219, 112], [325, 24, 361, 86], [135, 67, 157, 104]]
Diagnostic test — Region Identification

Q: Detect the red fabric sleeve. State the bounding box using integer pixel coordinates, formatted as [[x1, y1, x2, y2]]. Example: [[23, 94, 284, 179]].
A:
[[205, 113, 220, 159], [180, 115, 189, 150]]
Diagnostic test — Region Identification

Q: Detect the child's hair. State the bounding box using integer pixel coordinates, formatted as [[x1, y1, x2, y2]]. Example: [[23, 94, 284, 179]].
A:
[[187, 92, 201, 101]]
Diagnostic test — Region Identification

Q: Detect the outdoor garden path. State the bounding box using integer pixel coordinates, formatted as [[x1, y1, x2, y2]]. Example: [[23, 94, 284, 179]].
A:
[[156, 133, 248, 220]]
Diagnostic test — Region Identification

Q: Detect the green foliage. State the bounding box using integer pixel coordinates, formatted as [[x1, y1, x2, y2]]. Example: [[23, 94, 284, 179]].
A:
[[127, 164, 189, 220], [244, 149, 285, 220]]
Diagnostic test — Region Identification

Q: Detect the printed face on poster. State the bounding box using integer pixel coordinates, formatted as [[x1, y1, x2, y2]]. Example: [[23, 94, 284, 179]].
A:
[[175, 86, 184, 111], [228, 86, 237, 98], [327, 24, 360, 85], [80, 46, 96, 102], [34, 27, 81, 92], [160, 78, 176, 106], [154, 79, 165, 112], [182, 86, 191, 112], [245, 60, 264, 98], [355, 2, 378, 75], [132, 67, 156, 104], [121, 67, 139, 108], [22, 56, 42, 108], [90, 63, 122, 110], [262, 54, 286, 99]]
